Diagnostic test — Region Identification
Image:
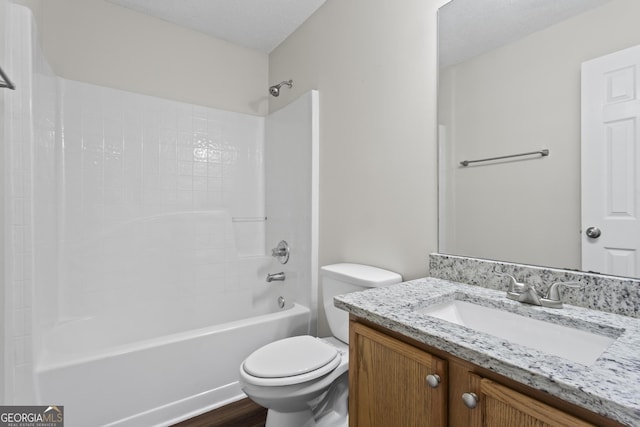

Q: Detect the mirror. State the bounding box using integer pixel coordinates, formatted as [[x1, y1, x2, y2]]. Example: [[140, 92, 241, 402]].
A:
[[438, 0, 640, 278]]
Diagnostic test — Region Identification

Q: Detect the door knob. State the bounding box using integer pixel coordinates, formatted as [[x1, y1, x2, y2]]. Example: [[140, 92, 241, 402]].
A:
[[585, 226, 602, 239]]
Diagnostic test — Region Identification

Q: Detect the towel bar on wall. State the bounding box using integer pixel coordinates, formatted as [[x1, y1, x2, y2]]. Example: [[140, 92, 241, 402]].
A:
[[0, 65, 15, 90], [460, 149, 549, 167], [232, 217, 267, 222]]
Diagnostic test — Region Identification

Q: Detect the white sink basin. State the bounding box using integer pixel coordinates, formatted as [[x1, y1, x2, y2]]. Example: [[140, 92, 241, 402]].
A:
[[418, 299, 618, 366]]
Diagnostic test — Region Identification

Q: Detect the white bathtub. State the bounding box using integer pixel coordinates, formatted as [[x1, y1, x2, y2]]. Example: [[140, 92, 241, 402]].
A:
[[35, 303, 310, 427]]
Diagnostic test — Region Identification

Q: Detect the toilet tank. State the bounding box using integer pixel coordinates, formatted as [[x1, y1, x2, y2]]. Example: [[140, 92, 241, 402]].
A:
[[321, 263, 402, 343]]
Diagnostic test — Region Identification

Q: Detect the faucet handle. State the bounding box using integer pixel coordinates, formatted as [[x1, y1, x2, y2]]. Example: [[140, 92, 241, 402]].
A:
[[539, 281, 582, 308], [271, 240, 290, 264], [521, 282, 544, 297], [496, 273, 525, 293], [545, 281, 582, 301]]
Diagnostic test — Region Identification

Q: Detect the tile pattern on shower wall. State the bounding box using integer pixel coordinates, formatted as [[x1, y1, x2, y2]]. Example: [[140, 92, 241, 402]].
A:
[[4, 3, 58, 403], [5, 6, 33, 403], [61, 79, 265, 240], [58, 80, 266, 318]]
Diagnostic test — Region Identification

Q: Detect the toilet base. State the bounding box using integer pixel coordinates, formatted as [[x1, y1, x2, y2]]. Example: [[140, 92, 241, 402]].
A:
[[265, 408, 315, 427], [263, 371, 349, 427], [265, 409, 348, 427]]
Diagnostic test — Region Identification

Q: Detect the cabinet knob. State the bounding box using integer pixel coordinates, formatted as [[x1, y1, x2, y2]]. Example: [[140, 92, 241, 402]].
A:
[[425, 374, 441, 388], [462, 392, 478, 409]]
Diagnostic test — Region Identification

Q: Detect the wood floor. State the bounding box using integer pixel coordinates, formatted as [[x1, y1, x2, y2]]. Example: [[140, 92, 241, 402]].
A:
[[171, 398, 267, 427]]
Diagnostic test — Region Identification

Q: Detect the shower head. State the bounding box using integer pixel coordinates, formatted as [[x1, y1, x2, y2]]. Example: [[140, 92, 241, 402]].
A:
[[269, 79, 293, 97]]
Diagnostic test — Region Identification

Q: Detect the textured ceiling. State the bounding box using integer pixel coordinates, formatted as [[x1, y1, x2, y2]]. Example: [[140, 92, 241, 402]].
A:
[[439, 0, 613, 68], [108, 0, 612, 64], [107, 0, 326, 53]]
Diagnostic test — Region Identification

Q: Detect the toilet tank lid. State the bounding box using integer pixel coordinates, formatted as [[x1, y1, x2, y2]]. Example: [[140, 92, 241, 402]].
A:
[[321, 263, 402, 288]]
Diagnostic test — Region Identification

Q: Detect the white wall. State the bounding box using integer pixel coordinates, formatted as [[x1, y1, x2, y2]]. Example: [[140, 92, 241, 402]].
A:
[[269, 0, 444, 335], [269, 0, 442, 277], [17, 0, 269, 116], [440, 0, 640, 270]]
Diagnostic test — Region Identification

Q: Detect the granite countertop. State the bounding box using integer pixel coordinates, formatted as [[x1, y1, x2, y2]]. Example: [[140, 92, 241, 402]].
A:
[[334, 277, 640, 426]]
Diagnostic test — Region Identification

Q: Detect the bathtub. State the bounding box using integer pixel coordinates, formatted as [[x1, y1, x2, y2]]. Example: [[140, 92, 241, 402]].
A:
[[35, 303, 310, 427]]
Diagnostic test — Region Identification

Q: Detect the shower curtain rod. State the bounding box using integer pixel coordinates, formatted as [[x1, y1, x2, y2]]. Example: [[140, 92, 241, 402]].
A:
[[0, 65, 16, 90], [459, 149, 549, 167]]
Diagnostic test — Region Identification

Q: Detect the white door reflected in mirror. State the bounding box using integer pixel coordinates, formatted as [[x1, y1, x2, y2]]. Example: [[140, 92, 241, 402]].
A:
[[581, 44, 640, 277]]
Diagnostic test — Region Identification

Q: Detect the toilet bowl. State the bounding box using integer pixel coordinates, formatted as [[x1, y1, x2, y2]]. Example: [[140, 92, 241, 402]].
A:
[[240, 336, 348, 427], [238, 263, 402, 427]]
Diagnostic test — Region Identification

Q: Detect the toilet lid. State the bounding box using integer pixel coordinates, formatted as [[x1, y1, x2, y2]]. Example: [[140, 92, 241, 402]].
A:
[[243, 336, 338, 378]]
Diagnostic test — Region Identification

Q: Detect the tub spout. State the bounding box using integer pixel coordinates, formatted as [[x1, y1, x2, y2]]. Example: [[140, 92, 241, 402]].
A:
[[266, 272, 286, 282]]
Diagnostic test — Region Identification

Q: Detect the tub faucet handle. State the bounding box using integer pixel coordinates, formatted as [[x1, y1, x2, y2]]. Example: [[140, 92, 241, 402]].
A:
[[271, 240, 290, 264]]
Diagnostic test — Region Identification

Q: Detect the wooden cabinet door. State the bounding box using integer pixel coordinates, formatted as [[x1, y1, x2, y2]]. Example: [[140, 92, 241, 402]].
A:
[[349, 322, 447, 427], [466, 374, 596, 427]]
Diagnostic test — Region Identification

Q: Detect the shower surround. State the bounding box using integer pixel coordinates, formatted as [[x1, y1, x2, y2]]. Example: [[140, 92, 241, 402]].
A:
[[57, 78, 268, 319], [3, 4, 318, 425]]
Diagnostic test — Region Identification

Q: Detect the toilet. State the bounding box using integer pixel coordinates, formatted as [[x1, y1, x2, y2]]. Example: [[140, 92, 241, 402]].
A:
[[239, 263, 402, 427]]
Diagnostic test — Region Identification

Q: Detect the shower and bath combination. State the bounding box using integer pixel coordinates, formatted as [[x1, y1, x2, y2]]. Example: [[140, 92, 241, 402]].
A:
[[269, 79, 293, 97], [4, 2, 319, 425]]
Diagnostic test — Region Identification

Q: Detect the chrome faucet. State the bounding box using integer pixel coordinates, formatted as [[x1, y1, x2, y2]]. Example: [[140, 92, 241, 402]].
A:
[[499, 274, 542, 305], [266, 272, 286, 282], [516, 283, 544, 306], [498, 273, 581, 309]]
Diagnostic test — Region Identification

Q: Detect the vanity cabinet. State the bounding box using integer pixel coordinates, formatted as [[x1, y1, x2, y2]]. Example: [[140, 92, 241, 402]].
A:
[[349, 320, 620, 427], [463, 374, 594, 427], [349, 321, 447, 427]]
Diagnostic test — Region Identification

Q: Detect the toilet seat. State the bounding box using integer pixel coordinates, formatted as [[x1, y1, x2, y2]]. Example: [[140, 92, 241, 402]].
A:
[[240, 336, 342, 386]]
